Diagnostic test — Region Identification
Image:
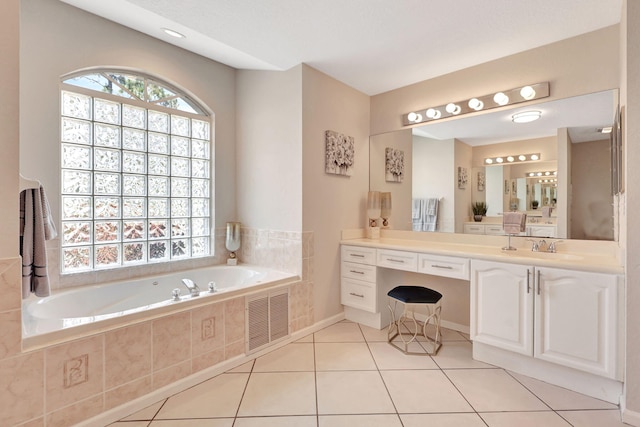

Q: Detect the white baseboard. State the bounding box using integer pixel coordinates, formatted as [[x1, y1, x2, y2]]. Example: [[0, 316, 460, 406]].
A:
[[622, 405, 640, 426], [76, 312, 345, 427]]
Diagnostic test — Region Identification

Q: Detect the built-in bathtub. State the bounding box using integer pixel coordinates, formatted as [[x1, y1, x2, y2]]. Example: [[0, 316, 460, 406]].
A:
[[22, 264, 297, 343]]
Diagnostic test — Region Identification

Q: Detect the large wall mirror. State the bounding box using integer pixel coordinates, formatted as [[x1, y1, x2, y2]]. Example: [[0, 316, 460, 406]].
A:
[[370, 89, 619, 241]]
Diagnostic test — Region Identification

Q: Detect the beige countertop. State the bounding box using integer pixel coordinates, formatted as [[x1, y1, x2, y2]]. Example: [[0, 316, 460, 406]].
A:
[[341, 230, 623, 275]]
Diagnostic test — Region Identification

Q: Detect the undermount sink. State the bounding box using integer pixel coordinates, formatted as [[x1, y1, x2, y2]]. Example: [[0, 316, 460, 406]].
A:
[[508, 250, 583, 261]]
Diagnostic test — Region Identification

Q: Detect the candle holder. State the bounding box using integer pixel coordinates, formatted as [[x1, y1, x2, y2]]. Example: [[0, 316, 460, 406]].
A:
[[226, 222, 241, 265], [366, 191, 381, 239], [380, 192, 392, 228]]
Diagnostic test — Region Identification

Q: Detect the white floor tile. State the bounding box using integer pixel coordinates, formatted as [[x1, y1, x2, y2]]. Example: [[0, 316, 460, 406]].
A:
[[234, 415, 317, 427], [360, 325, 391, 342], [400, 413, 487, 427], [120, 400, 165, 421], [149, 420, 233, 426], [316, 371, 396, 415], [315, 342, 377, 371], [155, 373, 249, 419], [431, 341, 495, 369], [226, 360, 254, 373], [319, 414, 403, 427], [557, 409, 626, 427], [368, 342, 439, 370], [446, 369, 549, 412], [295, 333, 314, 343], [315, 322, 365, 342], [381, 370, 474, 413], [238, 372, 316, 416], [480, 411, 572, 427], [423, 325, 469, 342], [509, 371, 618, 410], [253, 343, 315, 372]]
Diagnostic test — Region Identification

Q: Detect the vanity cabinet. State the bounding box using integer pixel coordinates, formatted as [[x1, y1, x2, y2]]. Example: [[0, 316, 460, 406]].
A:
[[527, 224, 557, 238], [341, 246, 377, 313], [463, 223, 508, 235], [471, 259, 620, 379]]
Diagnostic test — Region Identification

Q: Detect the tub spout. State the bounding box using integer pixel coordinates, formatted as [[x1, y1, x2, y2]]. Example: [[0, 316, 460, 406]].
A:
[[181, 278, 200, 297]]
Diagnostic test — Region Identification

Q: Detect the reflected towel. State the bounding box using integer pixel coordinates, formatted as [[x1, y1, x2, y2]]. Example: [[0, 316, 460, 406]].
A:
[[503, 211, 527, 234], [541, 206, 552, 218], [412, 198, 439, 232], [20, 186, 57, 298]]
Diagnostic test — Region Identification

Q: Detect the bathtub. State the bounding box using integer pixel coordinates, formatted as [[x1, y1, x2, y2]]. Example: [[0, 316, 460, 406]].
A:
[[22, 264, 297, 340]]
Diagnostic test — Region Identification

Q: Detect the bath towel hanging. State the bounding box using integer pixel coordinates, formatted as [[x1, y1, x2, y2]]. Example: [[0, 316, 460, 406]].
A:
[[412, 197, 440, 232], [20, 179, 57, 298], [502, 211, 527, 235]]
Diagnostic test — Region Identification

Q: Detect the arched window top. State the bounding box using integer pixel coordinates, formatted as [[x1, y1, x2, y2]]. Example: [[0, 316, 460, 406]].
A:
[[63, 70, 207, 116]]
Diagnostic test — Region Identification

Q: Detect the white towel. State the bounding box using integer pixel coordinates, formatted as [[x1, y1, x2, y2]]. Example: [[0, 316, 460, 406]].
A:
[[541, 206, 552, 218], [412, 198, 439, 232], [20, 186, 57, 298], [503, 211, 527, 235]]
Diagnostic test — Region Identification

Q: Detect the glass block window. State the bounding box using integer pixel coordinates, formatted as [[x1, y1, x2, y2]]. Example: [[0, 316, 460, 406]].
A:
[[60, 71, 212, 273]]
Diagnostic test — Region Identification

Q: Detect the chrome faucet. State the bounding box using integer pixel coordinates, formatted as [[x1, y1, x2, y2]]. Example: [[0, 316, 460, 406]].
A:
[[548, 240, 563, 253], [526, 239, 547, 252], [181, 278, 200, 297]]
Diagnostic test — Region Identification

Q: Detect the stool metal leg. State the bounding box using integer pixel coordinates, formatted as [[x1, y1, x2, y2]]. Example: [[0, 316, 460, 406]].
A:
[[387, 297, 442, 356]]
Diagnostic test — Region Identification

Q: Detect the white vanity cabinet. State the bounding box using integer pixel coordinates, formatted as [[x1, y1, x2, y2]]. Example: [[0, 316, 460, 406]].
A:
[[471, 259, 621, 379], [341, 246, 377, 313], [527, 224, 557, 238]]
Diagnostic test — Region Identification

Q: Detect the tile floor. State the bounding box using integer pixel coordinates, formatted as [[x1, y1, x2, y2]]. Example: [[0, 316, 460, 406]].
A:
[[111, 320, 626, 427]]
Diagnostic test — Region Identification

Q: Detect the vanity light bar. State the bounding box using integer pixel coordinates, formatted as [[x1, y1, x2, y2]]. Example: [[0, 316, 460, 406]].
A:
[[403, 82, 550, 126], [485, 153, 541, 165], [526, 170, 557, 178]]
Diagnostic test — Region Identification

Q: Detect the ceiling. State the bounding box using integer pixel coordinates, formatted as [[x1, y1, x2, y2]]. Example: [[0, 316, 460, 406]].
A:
[[60, 0, 621, 96]]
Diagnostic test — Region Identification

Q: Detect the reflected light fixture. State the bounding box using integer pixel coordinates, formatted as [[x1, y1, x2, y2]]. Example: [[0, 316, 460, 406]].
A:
[[527, 170, 557, 177], [598, 126, 613, 134], [163, 28, 185, 38], [485, 153, 541, 165], [512, 110, 542, 123], [402, 82, 549, 126]]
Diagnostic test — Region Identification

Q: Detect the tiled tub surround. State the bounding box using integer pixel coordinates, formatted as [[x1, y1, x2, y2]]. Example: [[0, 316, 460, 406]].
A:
[[0, 229, 316, 427], [22, 264, 296, 342]]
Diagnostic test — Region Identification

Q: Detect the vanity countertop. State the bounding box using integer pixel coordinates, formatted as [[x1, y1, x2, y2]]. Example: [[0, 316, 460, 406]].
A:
[[341, 232, 623, 275]]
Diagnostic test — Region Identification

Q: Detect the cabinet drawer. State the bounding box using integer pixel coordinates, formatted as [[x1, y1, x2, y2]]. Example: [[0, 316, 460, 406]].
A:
[[341, 278, 376, 313], [377, 249, 418, 272], [341, 245, 376, 265], [342, 261, 377, 282], [484, 225, 505, 235], [418, 254, 470, 280], [464, 224, 485, 234]]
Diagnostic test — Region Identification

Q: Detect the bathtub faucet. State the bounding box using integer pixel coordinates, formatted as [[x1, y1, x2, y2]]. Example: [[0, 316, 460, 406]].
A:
[[181, 278, 200, 297]]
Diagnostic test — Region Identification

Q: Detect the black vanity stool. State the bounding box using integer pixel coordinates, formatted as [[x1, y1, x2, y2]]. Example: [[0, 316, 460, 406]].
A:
[[387, 285, 443, 355]]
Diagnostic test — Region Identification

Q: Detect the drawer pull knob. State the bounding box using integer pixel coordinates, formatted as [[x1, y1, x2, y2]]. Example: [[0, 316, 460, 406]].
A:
[[350, 253, 365, 258], [432, 264, 453, 269], [349, 292, 365, 298], [350, 270, 365, 275]]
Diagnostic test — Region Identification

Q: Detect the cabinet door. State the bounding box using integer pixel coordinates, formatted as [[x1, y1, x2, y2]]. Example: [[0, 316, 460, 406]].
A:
[[471, 260, 534, 355], [535, 267, 619, 379]]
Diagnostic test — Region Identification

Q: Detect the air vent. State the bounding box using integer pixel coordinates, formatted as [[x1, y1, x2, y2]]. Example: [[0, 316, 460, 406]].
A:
[[246, 288, 290, 353]]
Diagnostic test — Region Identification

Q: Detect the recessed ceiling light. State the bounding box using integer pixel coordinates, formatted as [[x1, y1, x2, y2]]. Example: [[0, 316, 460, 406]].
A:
[[598, 126, 613, 134], [163, 28, 185, 38], [512, 110, 541, 123]]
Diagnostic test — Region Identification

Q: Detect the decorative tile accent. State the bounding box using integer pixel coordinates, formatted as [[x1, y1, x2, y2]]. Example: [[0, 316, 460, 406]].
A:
[[63, 354, 89, 388], [192, 303, 224, 358], [202, 317, 216, 340]]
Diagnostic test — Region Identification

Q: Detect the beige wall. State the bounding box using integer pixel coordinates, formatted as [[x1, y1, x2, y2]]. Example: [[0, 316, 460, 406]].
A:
[[301, 64, 370, 321], [0, 0, 19, 259], [20, 0, 238, 232], [236, 67, 303, 231], [622, 0, 640, 420], [370, 130, 413, 230], [371, 25, 620, 136]]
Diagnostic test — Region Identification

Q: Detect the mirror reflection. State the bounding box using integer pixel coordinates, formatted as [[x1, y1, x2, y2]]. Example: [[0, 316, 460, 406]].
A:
[[369, 89, 618, 240]]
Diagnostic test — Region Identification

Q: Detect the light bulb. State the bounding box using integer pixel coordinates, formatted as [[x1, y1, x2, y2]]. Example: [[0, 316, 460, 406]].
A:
[[485, 159, 493, 164], [507, 156, 514, 162], [426, 108, 441, 119], [519, 155, 526, 161], [446, 103, 461, 115], [520, 86, 536, 100], [163, 28, 185, 38], [493, 92, 509, 105], [528, 173, 535, 177], [530, 154, 539, 160], [544, 171, 550, 176], [407, 112, 418, 122], [468, 98, 483, 111], [496, 157, 503, 163], [414, 113, 423, 122]]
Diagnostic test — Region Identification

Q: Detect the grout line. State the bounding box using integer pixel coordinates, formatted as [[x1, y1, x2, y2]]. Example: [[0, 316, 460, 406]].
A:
[[313, 330, 319, 427], [230, 359, 254, 426]]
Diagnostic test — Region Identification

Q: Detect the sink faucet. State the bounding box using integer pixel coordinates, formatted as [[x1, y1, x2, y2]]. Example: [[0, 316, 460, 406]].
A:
[[526, 239, 547, 252], [181, 278, 200, 297], [548, 240, 563, 253]]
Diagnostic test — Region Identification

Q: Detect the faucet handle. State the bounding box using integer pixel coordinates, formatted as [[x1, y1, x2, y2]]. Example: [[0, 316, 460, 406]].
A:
[[526, 238, 539, 252], [548, 240, 564, 253], [172, 288, 181, 301]]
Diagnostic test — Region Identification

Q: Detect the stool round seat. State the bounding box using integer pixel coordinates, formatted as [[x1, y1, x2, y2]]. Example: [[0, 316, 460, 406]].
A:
[[388, 286, 442, 304]]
